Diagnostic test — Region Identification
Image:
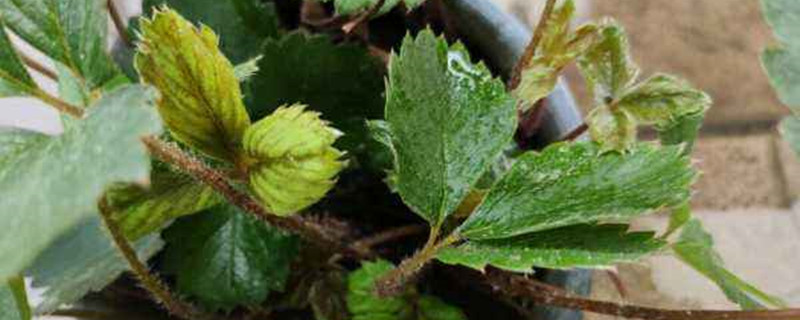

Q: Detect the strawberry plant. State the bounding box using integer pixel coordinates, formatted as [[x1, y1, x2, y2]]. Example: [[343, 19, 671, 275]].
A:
[[0, 0, 798, 319]]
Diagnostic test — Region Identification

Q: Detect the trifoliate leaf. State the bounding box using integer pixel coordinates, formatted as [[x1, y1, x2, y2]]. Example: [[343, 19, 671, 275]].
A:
[[163, 204, 300, 311], [142, 0, 279, 64], [458, 142, 695, 240], [579, 24, 709, 152], [243, 105, 346, 215], [762, 0, 800, 111], [28, 219, 164, 314], [674, 219, 786, 309], [780, 116, 800, 156], [314, 0, 421, 16], [234, 55, 262, 82], [107, 164, 222, 240], [578, 21, 639, 103], [346, 260, 466, 320], [0, 85, 162, 280], [382, 30, 517, 226], [0, 24, 37, 97], [135, 8, 251, 162], [512, 0, 599, 107], [586, 105, 637, 152], [0, 0, 120, 89], [247, 32, 384, 160], [438, 224, 665, 273], [0, 276, 30, 320]]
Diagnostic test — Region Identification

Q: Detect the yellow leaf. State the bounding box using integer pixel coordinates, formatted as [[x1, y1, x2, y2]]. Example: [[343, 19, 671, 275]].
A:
[[243, 105, 346, 215], [135, 7, 251, 161]]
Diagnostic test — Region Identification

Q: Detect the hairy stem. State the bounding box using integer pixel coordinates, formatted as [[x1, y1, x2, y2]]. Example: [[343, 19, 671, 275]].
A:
[[140, 136, 370, 259], [487, 270, 800, 320], [107, 0, 133, 47], [353, 225, 428, 250], [31, 88, 85, 118], [375, 231, 460, 297], [508, 0, 558, 90], [97, 198, 200, 319]]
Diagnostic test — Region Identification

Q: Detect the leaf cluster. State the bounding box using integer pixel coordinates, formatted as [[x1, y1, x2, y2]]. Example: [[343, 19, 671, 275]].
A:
[[0, 0, 790, 319]]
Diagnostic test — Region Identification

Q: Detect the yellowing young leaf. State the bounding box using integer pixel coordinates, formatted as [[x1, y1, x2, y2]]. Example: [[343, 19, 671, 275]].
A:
[[107, 164, 222, 240], [243, 105, 346, 215], [135, 8, 251, 162], [512, 0, 599, 107], [617, 74, 711, 125], [578, 22, 710, 152], [578, 21, 639, 104], [586, 105, 636, 152]]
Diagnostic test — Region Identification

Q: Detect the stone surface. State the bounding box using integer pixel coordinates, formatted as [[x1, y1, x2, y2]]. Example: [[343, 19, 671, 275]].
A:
[[691, 133, 789, 209], [587, 208, 800, 319], [776, 132, 800, 200], [589, 0, 787, 126]]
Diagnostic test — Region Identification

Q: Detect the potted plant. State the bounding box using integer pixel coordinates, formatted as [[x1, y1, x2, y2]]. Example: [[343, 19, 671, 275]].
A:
[[1, 0, 798, 319]]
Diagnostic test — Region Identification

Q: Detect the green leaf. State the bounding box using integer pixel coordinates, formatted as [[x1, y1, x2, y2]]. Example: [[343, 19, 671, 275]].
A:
[[107, 164, 222, 240], [247, 32, 385, 160], [234, 55, 262, 82], [0, 0, 120, 89], [663, 203, 691, 238], [0, 276, 30, 320], [314, 0, 420, 16], [438, 224, 665, 273], [28, 219, 164, 314], [512, 1, 599, 106], [657, 111, 706, 154], [0, 85, 162, 280], [780, 116, 800, 156], [458, 142, 695, 240], [0, 24, 37, 97], [346, 260, 466, 320], [674, 219, 786, 309], [163, 204, 300, 311], [762, 0, 800, 111], [135, 8, 252, 161], [243, 105, 347, 215], [578, 21, 639, 103], [382, 30, 517, 226], [143, 0, 280, 64]]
